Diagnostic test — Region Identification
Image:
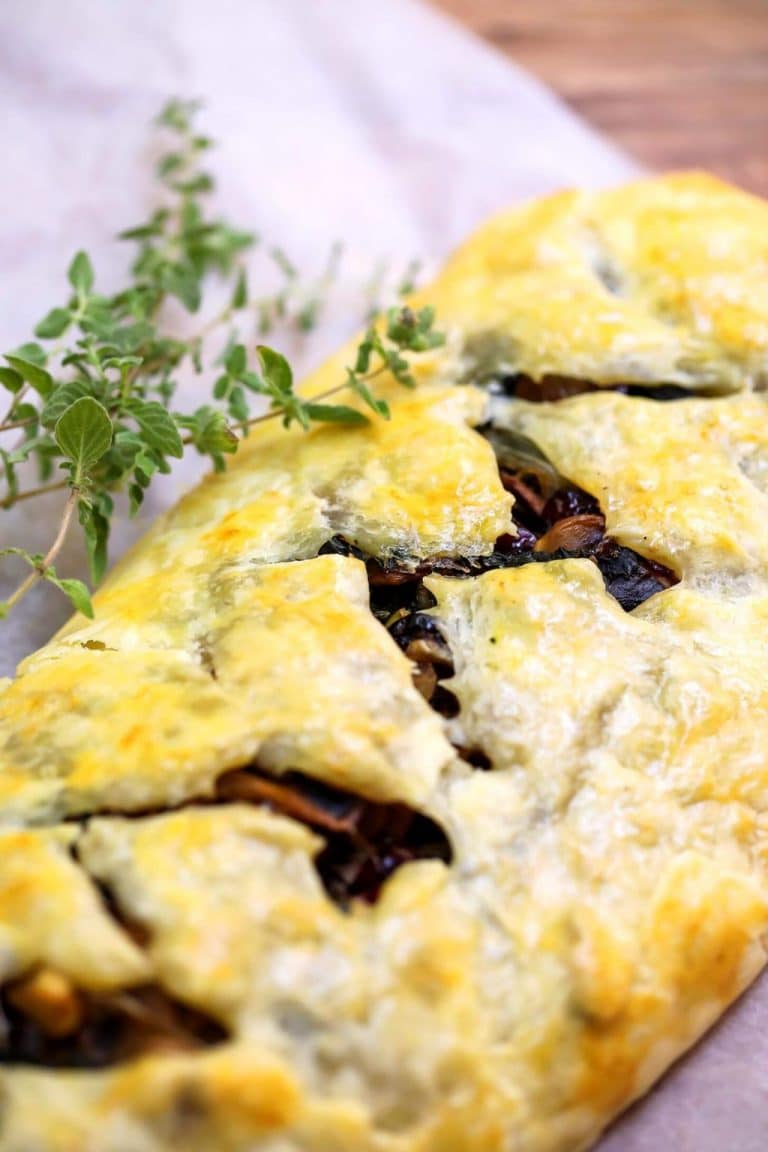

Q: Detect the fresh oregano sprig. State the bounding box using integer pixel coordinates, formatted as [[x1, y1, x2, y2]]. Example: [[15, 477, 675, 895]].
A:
[[0, 99, 444, 622]]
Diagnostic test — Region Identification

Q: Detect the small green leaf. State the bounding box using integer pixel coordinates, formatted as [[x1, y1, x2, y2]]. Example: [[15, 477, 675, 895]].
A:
[[0, 547, 38, 564], [0, 367, 23, 395], [0, 450, 18, 505], [304, 403, 369, 426], [12, 342, 47, 366], [166, 263, 202, 312], [386, 305, 445, 352], [178, 406, 238, 458], [156, 152, 185, 178], [256, 346, 293, 396], [239, 371, 268, 395], [113, 427, 144, 450], [128, 401, 183, 459], [270, 247, 297, 280], [101, 355, 143, 372], [4, 355, 54, 398], [118, 222, 165, 241], [54, 397, 113, 480], [224, 343, 246, 377], [45, 574, 94, 619], [347, 370, 390, 419], [227, 385, 249, 423], [213, 374, 230, 400], [128, 483, 145, 515], [6, 434, 50, 465], [156, 97, 202, 132], [180, 200, 203, 233], [34, 308, 72, 340], [40, 380, 93, 428], [134, 449, 158, 480], [231, 267, 248, 309], [354, 337, 374, 375], [278, 396, 310, 431], [296, 301, 319, 332], [173, 173, 214, 196], [68, 251, 94, 297], [80, 504, 110, 585]]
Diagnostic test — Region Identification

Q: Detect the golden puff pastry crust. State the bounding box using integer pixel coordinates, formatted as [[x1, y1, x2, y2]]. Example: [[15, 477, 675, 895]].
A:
[[2, 173, 768, 1152]]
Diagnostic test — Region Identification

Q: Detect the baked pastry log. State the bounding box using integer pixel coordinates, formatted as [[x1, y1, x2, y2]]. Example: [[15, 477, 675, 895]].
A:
[[1, 173, 768, 1151]]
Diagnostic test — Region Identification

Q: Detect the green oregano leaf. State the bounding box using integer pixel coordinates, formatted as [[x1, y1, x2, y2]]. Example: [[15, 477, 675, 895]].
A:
[[128, 400, 184, 459], [34, 308, 72, 340], [55, 396, 113, 482], [68, 251, 94, 297], [80, 503, 111, 585], [303, 403, 369, 426], [3, 355, 54, 398], [224, 343, 247, 377], [0, 367, 23, 395], [41, 380, 93, 428], [44, 573, 94, 619], [256, 345, 293, 397], [231, 267, 248, 309], [11, 342, 47, 366]]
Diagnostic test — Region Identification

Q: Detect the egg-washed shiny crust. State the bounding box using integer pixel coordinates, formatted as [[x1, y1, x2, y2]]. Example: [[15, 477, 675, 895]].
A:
[[2, 172, 768, 1152]]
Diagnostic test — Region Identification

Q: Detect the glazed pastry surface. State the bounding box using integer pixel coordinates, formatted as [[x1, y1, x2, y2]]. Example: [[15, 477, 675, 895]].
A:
[[2, 173, 768, 1152]]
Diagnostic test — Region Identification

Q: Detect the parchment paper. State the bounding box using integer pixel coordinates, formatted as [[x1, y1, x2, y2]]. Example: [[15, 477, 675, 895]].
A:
[[0, 2, 764, 1146]]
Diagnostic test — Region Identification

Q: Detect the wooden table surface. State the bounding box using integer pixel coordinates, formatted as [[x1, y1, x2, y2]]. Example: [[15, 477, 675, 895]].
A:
[[434, 0, 768, 196]]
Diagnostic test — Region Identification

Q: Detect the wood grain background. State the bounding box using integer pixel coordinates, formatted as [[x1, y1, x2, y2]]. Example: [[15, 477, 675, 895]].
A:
[[434, 0, 768, 195]]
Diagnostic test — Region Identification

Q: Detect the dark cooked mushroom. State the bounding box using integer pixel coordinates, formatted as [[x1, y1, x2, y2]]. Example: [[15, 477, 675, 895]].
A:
[[216, 768, 453, 907], [592, 537, 678, 612], [0, 977, 227, 1068], [542, 486, 603, 523], [483, 373, 701, 403], [387, 613, 453, 666]]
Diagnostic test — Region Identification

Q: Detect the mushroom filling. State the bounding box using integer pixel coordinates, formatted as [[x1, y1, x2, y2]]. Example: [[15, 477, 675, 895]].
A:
[[481, 424, 680, 612], [320, 536, 462, 721], [320, 426, 677, 729], [322, 439, 677, 619], [216, 768, 452, 907], [489, 374, 702, 403], [319, 425, 680, 785], [0, 970, 227, 1068], [0, 769, 453, 1068], [333, 432, 675, 607]]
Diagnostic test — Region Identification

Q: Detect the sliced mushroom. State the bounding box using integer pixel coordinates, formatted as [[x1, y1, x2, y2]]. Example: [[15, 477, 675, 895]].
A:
[[216, 769, 363, 837], [506, 375, 600, 402], [412, 661, 438, 702], [216, 767, 453, 908], [535, 515, 606, 554]]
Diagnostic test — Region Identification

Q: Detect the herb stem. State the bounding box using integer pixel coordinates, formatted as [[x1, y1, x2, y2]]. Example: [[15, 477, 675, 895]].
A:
[[186, 364, 389, 443], [1, 479, 69, 510], [2, 488, 78, 614], [0, 414, 37, 434], [0, 383, 30, 431]]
